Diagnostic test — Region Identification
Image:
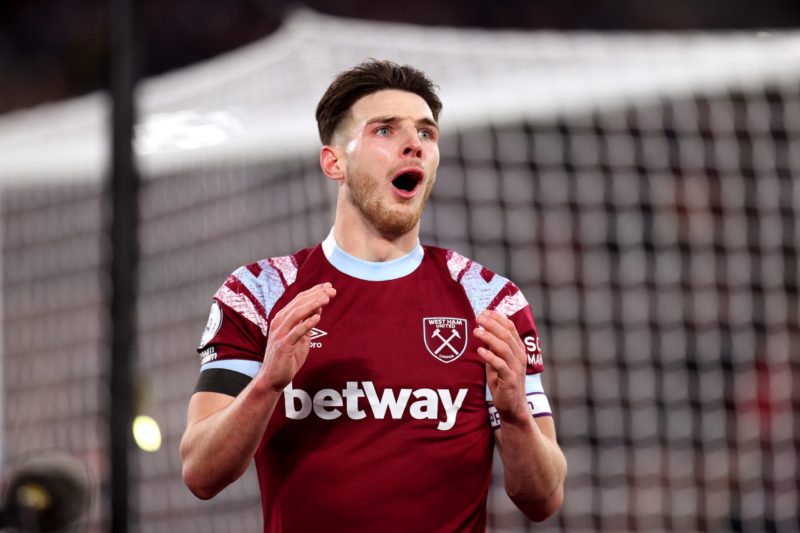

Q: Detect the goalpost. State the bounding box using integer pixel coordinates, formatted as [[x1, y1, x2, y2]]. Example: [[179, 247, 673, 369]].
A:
[[0, 9, 798, 532]]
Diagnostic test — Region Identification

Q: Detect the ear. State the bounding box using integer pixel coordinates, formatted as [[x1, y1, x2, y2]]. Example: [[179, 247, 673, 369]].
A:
[[320, 146, 345, 182]]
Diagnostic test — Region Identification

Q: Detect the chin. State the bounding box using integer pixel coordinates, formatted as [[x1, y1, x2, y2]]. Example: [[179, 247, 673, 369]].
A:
[[374, 219, 418, 239], [351, 191, 426, 239], [372, 210, 421, 239]]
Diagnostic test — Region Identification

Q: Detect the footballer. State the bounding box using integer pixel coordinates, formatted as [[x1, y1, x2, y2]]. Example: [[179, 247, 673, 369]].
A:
[[181, 60, 566, 532]]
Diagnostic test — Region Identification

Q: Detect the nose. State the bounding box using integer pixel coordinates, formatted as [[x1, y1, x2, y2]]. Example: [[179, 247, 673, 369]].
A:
[[401, 127, 422, 158]]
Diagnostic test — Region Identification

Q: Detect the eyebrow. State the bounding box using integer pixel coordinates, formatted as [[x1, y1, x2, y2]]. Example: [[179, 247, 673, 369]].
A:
[[365, 115, 439, 130]]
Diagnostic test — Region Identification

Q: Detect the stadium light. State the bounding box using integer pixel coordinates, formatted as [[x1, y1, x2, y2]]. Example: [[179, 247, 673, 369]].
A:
[[132, 415, 162, 453]]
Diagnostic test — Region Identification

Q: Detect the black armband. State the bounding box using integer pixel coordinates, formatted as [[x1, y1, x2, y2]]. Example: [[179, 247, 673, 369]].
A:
[[194, 368, 252, 397]]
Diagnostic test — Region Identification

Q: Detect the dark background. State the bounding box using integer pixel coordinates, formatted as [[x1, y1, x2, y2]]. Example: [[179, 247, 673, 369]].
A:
[[1, 0, 799, 114]]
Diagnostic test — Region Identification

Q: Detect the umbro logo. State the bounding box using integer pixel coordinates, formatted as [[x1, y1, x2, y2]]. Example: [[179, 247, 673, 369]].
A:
[[309, 327, 327, 348], [309, 328, 327, 340]]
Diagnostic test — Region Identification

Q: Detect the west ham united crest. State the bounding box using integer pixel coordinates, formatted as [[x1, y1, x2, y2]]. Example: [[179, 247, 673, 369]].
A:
[[423, 317, 468, 363]]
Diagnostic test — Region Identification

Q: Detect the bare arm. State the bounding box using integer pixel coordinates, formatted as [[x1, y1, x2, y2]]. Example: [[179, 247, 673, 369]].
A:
[[495, 415, 566, 521], [180, 283, 336, 499], [180, 385, 279, 499], [476, 310, 567, 522]]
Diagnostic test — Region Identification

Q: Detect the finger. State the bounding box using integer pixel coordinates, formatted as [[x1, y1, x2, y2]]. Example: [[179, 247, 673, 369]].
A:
[[474, 326, 520, 370], [299, 281, 334, 295], [482, 309, 519, 331], [485, 310, 525, 353], [477, 312, 525, 354], [290, 287, 335, 311], [307, 282, 336, 298], [285, 312, 322, 345], [274, 295, 330, 336], [273, 283, 336, 320], [485, 308, 515, 328], [299, 282, 336, 301], [276, 285, 334, 311], [273, 287, 336, 334], [474, 318, 525, 366], [476, 346, 513, 380]]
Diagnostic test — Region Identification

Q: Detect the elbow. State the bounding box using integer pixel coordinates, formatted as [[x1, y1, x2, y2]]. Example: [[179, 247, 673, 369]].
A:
[[182, 463, 223, 500], [182, 460, 246, 500], [518, 486, 564, 522], [179, 438, 213, 499], [180, 436, 240, 500], [510, 456, 567, 523]]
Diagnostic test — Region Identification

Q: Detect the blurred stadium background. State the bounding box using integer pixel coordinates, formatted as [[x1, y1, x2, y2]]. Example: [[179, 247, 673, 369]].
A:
[[1, 3, 799, 532]]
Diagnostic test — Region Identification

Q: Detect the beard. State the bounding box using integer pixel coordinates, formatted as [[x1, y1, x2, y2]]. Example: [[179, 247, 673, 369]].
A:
[[345, 168, 435, 239]]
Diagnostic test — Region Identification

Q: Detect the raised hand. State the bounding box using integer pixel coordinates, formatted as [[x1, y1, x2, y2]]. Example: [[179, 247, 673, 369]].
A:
[[474, 309, 529, 424], [258, 283, 336, 392]]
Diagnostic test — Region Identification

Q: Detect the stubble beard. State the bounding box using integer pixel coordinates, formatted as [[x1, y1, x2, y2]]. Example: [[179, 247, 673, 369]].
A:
[[346, 169, 435, 240]]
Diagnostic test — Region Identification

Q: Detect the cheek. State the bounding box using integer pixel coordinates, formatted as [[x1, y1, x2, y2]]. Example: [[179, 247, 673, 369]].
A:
[[345, 137, 400, 182], [370, 143, 395, 159], [427, 149, 440, 172], [353, 143, 394, 172], [345, 137, 361, 155]]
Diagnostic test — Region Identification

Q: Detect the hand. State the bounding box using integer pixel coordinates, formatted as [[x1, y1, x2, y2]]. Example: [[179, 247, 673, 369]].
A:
[[258, 282, 336, 392], [475, 309, 529, 424]]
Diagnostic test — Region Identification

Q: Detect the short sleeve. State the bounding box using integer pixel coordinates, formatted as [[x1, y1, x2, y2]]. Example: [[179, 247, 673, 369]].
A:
[[485, 284, 552, 429], [194, 267, 270, 395]]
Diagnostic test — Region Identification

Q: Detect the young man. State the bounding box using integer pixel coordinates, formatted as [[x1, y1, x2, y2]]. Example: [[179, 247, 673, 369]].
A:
[[181, 60, 566, 532]]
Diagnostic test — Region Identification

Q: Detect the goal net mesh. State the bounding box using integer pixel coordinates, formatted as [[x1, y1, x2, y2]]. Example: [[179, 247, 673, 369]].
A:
[[0, 10, 798, 533]]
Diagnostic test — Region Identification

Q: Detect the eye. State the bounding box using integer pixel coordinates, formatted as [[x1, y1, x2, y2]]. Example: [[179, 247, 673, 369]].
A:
[[375, 126, 391, 137], [419, 129, 437, 141]]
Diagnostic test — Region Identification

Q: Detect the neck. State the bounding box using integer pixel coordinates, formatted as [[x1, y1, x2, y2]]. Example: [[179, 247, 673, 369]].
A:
[[332, 199, 420, 262]]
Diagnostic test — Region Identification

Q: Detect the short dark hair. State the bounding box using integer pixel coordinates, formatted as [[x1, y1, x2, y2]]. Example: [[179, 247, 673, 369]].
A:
[[315, 60, 442, 145]]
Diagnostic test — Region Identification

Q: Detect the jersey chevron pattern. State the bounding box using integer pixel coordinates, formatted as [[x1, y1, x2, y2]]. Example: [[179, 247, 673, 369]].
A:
[[195, 233, 552, 533]]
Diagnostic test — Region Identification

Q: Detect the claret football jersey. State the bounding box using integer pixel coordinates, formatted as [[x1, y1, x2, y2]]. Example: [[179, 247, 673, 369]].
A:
[[194, 231, 552, 533]]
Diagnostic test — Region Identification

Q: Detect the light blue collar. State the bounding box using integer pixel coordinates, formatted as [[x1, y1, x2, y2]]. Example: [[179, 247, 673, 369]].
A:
[[322, 230, 424, 281]]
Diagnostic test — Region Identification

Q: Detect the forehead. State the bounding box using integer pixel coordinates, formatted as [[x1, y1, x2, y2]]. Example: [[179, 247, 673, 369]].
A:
[[348, 89, 435, 126]]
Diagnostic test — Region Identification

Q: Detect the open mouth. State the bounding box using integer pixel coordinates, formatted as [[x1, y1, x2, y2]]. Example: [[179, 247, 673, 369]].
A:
[[391, 168, 424, 193]]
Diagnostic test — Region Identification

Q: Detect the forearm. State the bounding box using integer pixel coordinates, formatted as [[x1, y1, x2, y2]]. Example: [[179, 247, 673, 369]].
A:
[[474, 309, 566, 520], [496, 415, 567, 521], [181, 378, 281, 499]]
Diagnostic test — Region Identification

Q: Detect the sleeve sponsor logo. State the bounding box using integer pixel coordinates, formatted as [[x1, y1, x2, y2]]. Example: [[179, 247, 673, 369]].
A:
[[488, 393, 552, 429], [199, 346, 217, 365], [524, 335, 543, 366], [198, 300, 223, 349]]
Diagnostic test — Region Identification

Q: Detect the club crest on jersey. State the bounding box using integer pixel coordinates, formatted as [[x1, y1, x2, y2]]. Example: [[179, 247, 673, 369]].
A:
[[423, 317, 468, 363]]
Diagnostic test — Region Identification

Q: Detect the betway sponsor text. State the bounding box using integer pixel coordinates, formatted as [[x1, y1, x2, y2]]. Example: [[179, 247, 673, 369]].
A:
[[284, 381, 468, 431]]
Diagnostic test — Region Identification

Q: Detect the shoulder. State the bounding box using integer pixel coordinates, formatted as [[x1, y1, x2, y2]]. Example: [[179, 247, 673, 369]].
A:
[[213, 246, 317, 324], [424, 245, 529, 318], [230, 250, 304, 288], [227, 246, 314, 289]]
